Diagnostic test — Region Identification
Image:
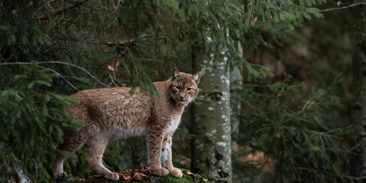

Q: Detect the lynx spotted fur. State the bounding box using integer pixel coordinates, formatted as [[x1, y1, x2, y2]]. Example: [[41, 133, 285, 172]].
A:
[[53, 68, 200, 181]]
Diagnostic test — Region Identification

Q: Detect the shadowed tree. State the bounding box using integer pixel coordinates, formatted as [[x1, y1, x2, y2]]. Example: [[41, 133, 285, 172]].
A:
[[351, 4, 366, 177], [191, 43, 232, 182]]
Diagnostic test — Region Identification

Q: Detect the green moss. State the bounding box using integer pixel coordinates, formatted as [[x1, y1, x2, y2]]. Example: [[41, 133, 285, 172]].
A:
[[147, 172, 195, 183]]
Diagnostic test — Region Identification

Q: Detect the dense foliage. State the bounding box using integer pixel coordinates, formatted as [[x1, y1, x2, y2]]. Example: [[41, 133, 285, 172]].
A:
[[0, 65, 84, 181], [0, 0, 364, 182], [232, 79, 352, 182]]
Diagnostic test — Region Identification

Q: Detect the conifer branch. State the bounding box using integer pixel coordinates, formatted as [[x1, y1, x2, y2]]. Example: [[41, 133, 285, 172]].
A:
[[320, 2, 366, 12], [0, 61, 108, 87]]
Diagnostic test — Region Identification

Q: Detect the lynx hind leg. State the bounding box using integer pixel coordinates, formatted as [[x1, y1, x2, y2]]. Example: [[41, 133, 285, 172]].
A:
[[87, 134, 119, 181], [53, 125, 98, 178], [53, 155, 67, 178]]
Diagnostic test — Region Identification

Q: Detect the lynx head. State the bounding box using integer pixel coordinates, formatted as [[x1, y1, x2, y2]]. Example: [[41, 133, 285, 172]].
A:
[[168, 68, 201, 106]]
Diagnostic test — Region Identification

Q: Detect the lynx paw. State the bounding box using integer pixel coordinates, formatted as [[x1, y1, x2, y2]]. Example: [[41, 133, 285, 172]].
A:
[[151, 167, 169, 176], [169, 167, 183, 178], [53, 172, 68, 179], [105, 172, 120, 181]]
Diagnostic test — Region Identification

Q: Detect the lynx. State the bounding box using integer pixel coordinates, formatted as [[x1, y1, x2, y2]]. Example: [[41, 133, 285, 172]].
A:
[[53, 68, 201, 181]]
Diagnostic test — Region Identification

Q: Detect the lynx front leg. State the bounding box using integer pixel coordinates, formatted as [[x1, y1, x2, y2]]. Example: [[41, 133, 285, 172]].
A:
[[87, 135, 119, 181], [161, 135, 183, 177], [147, 130, 169, 176]]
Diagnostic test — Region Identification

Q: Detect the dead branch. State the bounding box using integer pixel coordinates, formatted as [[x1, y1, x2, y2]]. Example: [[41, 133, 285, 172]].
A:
[[54, 37, 136, 46], [320, 2, 366, 12], [38, 0, 90, 21], [44, 67, 79, 91], [0, 61, 108, 87]]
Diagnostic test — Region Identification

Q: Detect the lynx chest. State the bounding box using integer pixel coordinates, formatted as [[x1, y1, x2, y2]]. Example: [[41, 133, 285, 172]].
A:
[[166, 115, 182, 135]]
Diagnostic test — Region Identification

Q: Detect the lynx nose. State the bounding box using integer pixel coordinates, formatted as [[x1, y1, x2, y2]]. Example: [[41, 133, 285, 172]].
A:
[[179, 94, 186, 101]]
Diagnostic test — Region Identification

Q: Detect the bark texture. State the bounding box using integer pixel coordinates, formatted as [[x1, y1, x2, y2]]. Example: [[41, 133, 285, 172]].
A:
[[191, 43, 232, 182], [351, 5, 366, 177]]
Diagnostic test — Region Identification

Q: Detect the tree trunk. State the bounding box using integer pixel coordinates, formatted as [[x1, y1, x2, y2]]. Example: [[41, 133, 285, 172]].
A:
[[231, 38, 244, 139], [350, 5, 366, 177], [191, 41, 232, 182], [351, 44, 366, 176]]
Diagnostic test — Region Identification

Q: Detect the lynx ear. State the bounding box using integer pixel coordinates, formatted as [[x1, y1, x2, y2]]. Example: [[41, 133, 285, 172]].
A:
[[193, 71, 202, 84], [172, 67, 180, 80]]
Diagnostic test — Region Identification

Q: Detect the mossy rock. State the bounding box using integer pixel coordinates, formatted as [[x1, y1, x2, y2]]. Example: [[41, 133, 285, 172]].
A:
[[58, 169, 208, 183]]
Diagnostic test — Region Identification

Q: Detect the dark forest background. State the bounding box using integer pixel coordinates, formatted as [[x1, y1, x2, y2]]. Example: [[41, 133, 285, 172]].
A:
[[1, 0, 366, 182]]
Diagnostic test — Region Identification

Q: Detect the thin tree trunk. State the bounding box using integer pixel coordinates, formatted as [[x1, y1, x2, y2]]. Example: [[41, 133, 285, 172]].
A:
[[350, 5, 366, 177], [231, 38, 244, 138], [191, 41, 232, 182], [351, 45, 366, 176]]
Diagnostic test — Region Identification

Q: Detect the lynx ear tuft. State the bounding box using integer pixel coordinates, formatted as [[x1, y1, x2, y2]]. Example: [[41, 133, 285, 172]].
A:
[[172, 67, 180, 80], [193, 71, 202, 84]]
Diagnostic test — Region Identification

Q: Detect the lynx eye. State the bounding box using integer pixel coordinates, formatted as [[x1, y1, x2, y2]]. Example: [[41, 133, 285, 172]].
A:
[[187, 87, 194, 91]]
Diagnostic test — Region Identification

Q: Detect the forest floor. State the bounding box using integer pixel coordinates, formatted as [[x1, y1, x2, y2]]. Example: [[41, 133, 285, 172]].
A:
[[58, 168, 208, 183]]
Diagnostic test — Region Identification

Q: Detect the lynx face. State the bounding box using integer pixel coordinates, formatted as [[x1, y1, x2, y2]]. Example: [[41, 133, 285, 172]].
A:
[[168, 69, 200, 106]]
